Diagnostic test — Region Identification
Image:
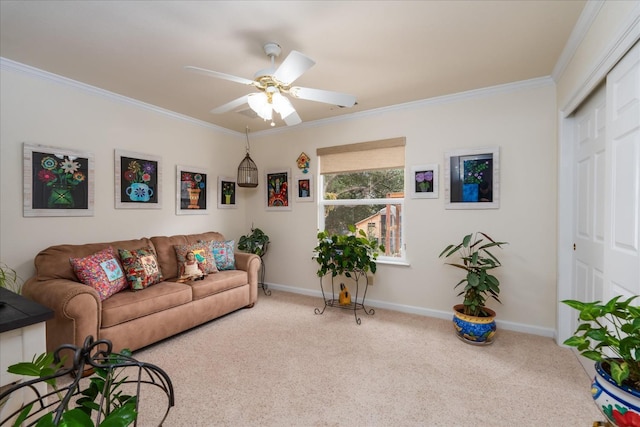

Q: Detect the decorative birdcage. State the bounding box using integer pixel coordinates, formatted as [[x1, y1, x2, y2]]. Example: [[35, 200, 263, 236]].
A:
[[237, 127, 258, 188]]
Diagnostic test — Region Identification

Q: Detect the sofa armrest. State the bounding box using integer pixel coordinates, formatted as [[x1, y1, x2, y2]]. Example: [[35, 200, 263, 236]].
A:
[[22, 278, 101, 360], [233, 252, 261, 303]]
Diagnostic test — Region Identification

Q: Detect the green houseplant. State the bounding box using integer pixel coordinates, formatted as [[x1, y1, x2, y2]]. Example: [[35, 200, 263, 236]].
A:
[[0, 262, 22, 294], [238, 227, 270, 257], [313, 224, 384, 280], [439, 231, 507, 345], [562, 295, 639, 426], [313, 225, 385, 324]]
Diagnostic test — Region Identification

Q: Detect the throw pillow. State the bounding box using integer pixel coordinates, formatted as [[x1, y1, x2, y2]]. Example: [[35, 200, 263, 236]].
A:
[[118, 247, 163, 290], [70, 247, 128, 301], [173, 242, 218, 275], [204, 240, 236, 270]]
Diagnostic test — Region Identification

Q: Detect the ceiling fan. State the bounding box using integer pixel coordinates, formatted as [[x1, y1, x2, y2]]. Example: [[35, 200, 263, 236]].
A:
[[185, 42, 357, 127]]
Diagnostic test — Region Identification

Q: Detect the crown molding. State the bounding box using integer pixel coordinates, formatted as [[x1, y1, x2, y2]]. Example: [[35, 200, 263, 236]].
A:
[[0, 57, 239, 136]]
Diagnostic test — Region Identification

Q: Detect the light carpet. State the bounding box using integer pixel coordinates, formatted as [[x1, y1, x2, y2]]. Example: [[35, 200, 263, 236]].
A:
[[130, 290, 602, 426]]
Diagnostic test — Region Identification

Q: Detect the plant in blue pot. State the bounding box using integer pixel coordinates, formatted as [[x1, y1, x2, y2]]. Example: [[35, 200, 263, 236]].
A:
[[439, 232, 507, 345], [562, 295, 639, 427]]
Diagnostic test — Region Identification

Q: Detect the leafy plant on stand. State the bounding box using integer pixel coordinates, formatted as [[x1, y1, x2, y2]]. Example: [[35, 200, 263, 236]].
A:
[[314, 224, 385, 280], [439, 232, 508, 317], [238, 227, 270, 257], [6, 349, 138, 426]]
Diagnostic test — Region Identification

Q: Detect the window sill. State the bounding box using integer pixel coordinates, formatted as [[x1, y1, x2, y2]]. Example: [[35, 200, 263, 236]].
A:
[[376, 258, 410, 267]]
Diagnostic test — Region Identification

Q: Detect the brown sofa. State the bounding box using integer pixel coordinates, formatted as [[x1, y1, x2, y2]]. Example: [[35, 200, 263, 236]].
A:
[[22, 231, 260, 363]]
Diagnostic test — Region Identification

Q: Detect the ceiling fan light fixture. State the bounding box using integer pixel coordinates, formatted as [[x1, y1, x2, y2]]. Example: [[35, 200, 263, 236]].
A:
[[272, 92, 295, 119], [247, 93, 272, 121]]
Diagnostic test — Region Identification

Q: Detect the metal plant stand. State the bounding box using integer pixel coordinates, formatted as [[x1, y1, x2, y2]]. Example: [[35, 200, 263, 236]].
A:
[[259, 255, 271, 296], [0, 335, 174, 427], [314, 272, 374, 324]]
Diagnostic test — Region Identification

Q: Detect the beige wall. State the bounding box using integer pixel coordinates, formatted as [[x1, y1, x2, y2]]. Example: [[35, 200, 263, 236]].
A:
[[248, 80, 558, 335], [0, 67, 248, 281], [1, 1, 634, 338]]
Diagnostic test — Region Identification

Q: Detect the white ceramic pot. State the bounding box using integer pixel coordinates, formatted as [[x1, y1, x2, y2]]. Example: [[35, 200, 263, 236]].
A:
[[591, 361, 640, 426]]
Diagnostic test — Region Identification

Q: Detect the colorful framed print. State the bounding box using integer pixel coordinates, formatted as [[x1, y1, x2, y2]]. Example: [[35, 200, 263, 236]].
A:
[[115, 149, 161, 209], [217, 176, 237, 209], [265, 168, 291, 211], [176, 165, 208, 215], [23, 143, 95, 217], [411, 164, 439, 199], [294, 174, 314, 202], [444, 146, 499, 209]]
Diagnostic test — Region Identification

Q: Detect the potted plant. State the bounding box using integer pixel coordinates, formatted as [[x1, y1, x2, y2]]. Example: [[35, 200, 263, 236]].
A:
[[314, 224, 384, 280], [238, 227, 270, 295], [0, 262, 22, 294], [439, 231, 507, 345], [562, 295, 639, 426], [238, 227, 270, 257], [313, 225, 384, 324]]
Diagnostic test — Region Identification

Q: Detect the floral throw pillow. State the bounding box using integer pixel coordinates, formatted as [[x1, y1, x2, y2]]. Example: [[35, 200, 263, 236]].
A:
[[203, 240, 236, 271], [70, 247, 128, 301], [118, 247, 163, 290], [174, 242, 218, 276]]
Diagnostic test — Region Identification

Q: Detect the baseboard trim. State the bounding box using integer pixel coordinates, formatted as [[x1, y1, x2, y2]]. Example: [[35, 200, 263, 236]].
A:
[[264, 282, 556, 338]]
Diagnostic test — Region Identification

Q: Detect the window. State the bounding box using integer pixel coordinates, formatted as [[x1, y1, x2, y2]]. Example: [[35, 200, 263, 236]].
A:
[[317, 138, 405, 261]]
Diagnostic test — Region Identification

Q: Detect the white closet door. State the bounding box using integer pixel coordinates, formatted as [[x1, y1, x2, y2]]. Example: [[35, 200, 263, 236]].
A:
[[605, 41, 640, 300], [573, 84, 607, 305]]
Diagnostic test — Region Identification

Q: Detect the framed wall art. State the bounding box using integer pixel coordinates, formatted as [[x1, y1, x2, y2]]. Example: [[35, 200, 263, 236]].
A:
[[115, 149, 161, 209], [265, 168, 291, 211], [217, 176, 237, 209], [23, 143, 95, 217], [176, 165, 208, 215], [410, 164, 439, 199], [294, 175, 314, 202], [444, 146, 500, 209]]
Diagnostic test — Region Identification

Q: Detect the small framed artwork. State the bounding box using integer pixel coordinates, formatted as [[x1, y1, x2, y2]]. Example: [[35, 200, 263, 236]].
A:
[[176, 165, 208, 214], [411, 164, 439, 199], [23, 143, 95, 217], [265, 168, 291, 211], [217, 176, 237, 209], [294, 175, 314, 202], [444, 146, 500, 209], [115, 150, 161, 209]]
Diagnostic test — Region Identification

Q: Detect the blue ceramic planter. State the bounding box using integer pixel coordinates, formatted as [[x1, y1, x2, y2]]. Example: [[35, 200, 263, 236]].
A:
[[452, 304, 496, 345]]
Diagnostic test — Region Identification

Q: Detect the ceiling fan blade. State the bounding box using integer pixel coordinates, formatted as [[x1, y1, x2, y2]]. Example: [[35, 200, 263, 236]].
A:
[[290, 87, 356, 107], [283, 110, 302, 126], [185, 66, 255, 86], [273, 50, 315, 85], [210, 95, 249, 114]]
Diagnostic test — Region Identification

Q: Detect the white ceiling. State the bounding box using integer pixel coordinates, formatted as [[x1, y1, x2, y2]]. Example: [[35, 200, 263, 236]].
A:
[[0, 1, 586, 134]]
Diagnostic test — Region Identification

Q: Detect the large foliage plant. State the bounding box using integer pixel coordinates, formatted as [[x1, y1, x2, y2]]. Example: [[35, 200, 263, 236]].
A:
[[439, 231, 507, 317], [314, 225, 384, 281], [562, 295, 640, 389], [238, 227, 270, 257]]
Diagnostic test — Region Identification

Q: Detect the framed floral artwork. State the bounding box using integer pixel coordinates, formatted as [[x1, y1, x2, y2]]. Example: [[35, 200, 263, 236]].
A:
[[411, 164, 438, 199], [23, 143, 95, 217], [115, 150, 162, 209], [444, 146, 499, 209], [217, 176, 237, 209], [265, 168, 291, 211], [176, 165, 208, 215], [294, 175, 314, 202]]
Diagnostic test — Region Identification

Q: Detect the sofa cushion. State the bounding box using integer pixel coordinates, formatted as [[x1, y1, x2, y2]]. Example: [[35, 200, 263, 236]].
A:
[[101, 281, 192, 328], [150, 232, 227, 280], [34, 238, 154, 281], [118, 247, 163, 290], [189, 270, 248, 300], [174, 242, 218, 275], [69, 247, 128, 301], [203, 239, 236, 270]]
